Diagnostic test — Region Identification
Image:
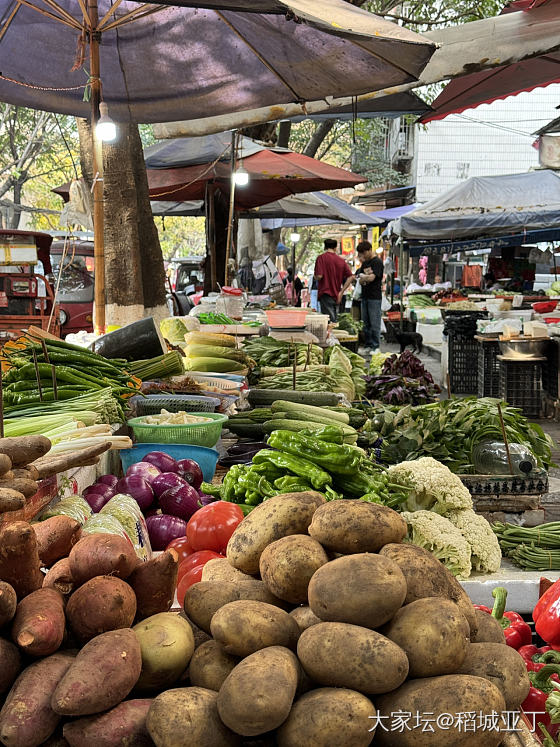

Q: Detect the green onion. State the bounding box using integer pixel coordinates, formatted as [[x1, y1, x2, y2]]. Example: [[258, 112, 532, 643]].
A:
[[127, 351, 184, 380]]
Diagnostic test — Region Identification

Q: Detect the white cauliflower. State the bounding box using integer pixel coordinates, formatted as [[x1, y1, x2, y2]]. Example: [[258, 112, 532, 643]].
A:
[[388, 457, 473, 515], [446, 509, 502, 574], [402, 510, 472, 580]]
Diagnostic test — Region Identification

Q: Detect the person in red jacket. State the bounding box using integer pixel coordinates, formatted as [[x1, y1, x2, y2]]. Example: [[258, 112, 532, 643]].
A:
[[313, 239, 353, 322]]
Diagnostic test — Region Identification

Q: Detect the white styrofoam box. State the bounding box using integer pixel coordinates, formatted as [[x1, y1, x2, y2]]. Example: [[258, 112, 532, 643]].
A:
[[413, 307, 442, 324], [416, 322, 444, 346], [493, 310, 533, 321]]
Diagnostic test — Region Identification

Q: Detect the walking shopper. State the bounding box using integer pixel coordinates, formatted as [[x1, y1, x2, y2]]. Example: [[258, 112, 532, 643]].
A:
[[314, 239, 353, 321], [340, 240, 384, 352]]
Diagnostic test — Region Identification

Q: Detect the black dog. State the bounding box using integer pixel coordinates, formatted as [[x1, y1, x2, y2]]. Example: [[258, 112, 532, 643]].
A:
[[394, 331, 423, 354]]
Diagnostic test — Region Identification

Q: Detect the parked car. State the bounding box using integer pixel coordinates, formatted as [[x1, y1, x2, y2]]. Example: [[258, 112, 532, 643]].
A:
[[50, 239, 94, 336], [166, 256, 204, 315]]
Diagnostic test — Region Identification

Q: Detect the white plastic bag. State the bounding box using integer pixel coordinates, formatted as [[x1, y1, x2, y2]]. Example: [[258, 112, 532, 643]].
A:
[[381, 295, 391, 312]]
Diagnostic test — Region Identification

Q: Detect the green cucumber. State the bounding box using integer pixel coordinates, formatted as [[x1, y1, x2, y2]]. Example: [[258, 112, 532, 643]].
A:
[[271, 400, 349, 425]]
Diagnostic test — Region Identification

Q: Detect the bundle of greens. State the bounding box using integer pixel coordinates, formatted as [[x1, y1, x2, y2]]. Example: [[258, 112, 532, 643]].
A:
[[492, 521, 560, 570], [364, 375, 439, 406], [244, 337, 323, 367], [337, 313, 363, 335]]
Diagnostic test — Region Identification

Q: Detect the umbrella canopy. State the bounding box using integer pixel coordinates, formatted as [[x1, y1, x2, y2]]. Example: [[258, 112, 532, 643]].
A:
[[419, 0, 560, 123], [145, 135, 367, 209], [260, 192, 381, 228], [367, 204, 419, 223], [0, 0, 435, 123]]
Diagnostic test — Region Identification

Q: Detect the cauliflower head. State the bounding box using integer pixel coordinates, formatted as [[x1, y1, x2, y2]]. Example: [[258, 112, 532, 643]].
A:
[[388, 457, 473, 515], [402, 509, 472, 580], [446, 509, 502, 574]]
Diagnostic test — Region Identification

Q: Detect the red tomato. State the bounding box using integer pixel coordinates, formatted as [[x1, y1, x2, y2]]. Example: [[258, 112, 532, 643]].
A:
[[176, 564, 205, 606], [177, 550, 222, 581], [166, 536, 194, 564], [187, 501, 244, 554]]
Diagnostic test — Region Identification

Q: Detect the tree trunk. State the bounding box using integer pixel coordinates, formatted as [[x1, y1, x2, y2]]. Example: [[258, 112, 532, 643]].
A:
[[277, 121, 292, 148], [77, 119, 167, 327], [303, 120, 336, 158], [10, 180, 23, 229]]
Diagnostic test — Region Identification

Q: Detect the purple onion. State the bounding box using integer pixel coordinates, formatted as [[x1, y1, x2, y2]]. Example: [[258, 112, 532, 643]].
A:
[[159, 483, 201, 521], [198, 493, 218, 506], [83, 490, 113, 513], [126, 461, 161, 485], [146, 514, 187, 551], [152, 472, 187, 499], [176, 459, 203, 491], [115, 475, 155, 511], [96, 474, 119, 488], [84, 483, 115, 500], [143, 451, 178, 473]]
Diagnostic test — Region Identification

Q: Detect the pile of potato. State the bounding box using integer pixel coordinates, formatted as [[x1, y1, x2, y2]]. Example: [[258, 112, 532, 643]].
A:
[[0, 490, 531, 747]]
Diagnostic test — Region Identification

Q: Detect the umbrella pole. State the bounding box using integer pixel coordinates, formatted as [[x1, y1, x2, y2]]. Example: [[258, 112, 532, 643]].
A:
[[225, 130, 237, 286], [89, 2, 105, 334]]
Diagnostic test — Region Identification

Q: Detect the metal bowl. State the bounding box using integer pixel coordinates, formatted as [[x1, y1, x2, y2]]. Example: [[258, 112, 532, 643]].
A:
[[498, 338, 549, 358]]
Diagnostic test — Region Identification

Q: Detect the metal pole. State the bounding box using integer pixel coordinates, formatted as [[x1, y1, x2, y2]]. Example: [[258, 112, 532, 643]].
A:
[[291, 241, 296, 306], [225, 130, 237, 286], [399, 238, 404, 331], [89, 0, 105, 334]]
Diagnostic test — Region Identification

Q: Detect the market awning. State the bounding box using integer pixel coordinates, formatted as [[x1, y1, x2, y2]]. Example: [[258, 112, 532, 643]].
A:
[[419, 0, 560, 123], [259, 192, 381, 228], [367, 204, 419, 223], [407, 226, 560, 257]]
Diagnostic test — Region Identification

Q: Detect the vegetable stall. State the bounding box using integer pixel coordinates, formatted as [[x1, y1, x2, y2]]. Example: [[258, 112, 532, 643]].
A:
[[0, 315, 558, 746]]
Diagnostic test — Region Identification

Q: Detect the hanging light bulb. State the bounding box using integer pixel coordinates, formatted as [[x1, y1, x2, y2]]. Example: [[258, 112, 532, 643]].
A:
[[290, 232, 301, 243], [233, 163, 249, 186], [96, 102, 117, 142]]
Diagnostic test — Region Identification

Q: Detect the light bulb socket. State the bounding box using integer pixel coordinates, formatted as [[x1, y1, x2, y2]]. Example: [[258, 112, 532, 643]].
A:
[[96, 102, 117, 142]]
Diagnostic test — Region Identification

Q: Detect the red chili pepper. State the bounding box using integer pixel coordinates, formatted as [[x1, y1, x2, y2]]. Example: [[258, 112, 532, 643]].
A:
[[474, 604, 492, 615], [476, 587, 532, 649], [523, 664, 560, 742], [534, 580, 560, 650]]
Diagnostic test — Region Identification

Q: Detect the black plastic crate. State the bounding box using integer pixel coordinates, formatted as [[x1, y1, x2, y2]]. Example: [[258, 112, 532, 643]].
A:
[[499, 356, 544, 418], [542, 339, 558, 399], [477, 339, 501, 398], [448, 333, 478, 394]]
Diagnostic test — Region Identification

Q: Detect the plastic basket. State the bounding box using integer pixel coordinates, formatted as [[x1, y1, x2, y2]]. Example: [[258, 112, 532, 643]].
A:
[[129, 394, 220, 416], [120, 443, 219, 482], [448, 333, 478, 394], [499, 357, 544, 418], [127, 412, 228, 447], [186, 373, 242, 391], [305, 313, 329, 343], [265, 309, 308, 328], [477, 339, 501, 398]]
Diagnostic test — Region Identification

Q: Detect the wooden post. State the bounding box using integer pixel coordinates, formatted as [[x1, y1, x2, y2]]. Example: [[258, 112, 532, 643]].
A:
[[207, 184, 217, 292], [225, 130, 237, 287], [89, 0, 105, 334]]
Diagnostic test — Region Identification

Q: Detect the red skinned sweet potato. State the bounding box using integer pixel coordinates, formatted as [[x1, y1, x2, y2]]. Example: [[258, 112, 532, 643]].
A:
[[52, 629, 142, 716], [0, 638, 21, 694], [0, 521, 43, 599], [43, 557, 76, 599], [68, 534, 139, 585], [33, 516, 81, 567], [66, 576, 137, 643], [0, 651, 74, 747], [128, 548, 178, 620], [63, 699, 153, 747], [0, 579, 17, 627], [11, 587, 66, 656]]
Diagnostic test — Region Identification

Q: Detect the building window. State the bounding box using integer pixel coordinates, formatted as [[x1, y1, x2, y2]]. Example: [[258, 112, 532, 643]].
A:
[[456, 162, 470, 179]]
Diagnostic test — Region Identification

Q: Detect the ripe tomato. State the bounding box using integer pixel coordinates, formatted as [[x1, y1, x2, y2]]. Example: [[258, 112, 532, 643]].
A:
[[176, 564, 205, 606], [165, 536, 193, 564], [177, 550, 222, 581], [187, 501, 244, 554]]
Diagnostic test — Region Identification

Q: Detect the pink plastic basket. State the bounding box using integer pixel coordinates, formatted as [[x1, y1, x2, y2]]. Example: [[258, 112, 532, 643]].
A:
[[265, 309, 309, 328]]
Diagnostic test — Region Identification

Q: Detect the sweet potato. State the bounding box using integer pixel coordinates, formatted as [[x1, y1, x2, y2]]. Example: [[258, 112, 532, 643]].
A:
[[66, 576, 137, 643], [11, 466, 39, 481], [0, 521, 44, 599], [128, 548, 178, 620], [0, 488, 25, 514], [11, 587, 65, 656], [0, 579, 17, 626], [0, 477, 39, 497], [0, 651, 74, 747], [63, 699, 153, 747], [43, 558, 76, 599], [33, 516, 82, 567], [0, 435, 51, 466], [68, 533, 139, 585], [52, 629, 142, 716], [0, 637, 21, 694]]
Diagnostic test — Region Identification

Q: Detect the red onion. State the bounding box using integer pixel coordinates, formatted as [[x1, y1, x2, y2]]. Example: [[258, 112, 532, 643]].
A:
[[83, 490, 113, 513], [84, 483, 115, 500], [143, 451, 178, 473], [146, 514, 187, 550], [176, 459, 203, 491], [152, 472, 187, 499], [115, 475, 154, 511], [126, 461, 161, 485], [96, 474, 119, 488], [198, 493, 218, 506], [159, 483, 201, 521]]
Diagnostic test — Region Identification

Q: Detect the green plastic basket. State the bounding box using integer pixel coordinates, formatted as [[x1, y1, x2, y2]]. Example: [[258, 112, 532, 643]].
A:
[[127, 412, 228, 447]]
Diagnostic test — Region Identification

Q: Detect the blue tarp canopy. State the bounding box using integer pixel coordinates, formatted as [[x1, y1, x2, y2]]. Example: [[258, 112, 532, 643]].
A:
[[367, 204, 418, 223], [395, 170, 560, 244]]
